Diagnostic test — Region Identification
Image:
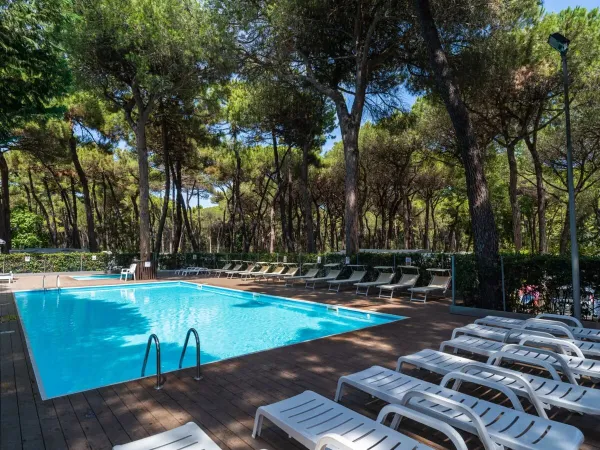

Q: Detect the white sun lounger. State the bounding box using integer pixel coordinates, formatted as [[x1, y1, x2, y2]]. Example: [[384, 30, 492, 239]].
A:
[[454, 323, 600, 358], [284, 268, 319, 286], [175, 266, 192, 275], [184, 267, 209, 276], [378, 274, 420, 299], [219, 263, 242, 278], [476, 314, 600, 342], [252, 390, 469, 450], [0, 272, 13, 283], [327, 271, 367, 292], [225, 263, 254, 278], [226, 263, 256, 279], [408, 275, 451, 302], [440, 334, 600, 383], [262, 267, 299, 281], [397, 349, 600, 415], [246, 265, 273, 280], [354, 272, 394, 296], [113, 422, 221, 450], [305, 270, 342, 289], [335, 365, 584, 450], [208, 263, 232, 276], [238, 264, 269, 280], [256, 265, 285, 281]]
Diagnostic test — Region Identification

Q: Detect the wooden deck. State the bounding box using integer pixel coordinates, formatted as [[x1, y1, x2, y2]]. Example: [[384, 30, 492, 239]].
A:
[[2, 274, 599, 450]]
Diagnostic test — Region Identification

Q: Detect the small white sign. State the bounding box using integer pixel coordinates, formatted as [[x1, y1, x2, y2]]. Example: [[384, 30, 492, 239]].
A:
[[92, 255, 97, 261], [193, 254, 197, 260], [144, 261, 151, 268], [317, 256, 322, 263], [25, 256, 30, 262], [345, 256, 350, 265], [405, 257, 412, 265], [283, 255, 287, 263]]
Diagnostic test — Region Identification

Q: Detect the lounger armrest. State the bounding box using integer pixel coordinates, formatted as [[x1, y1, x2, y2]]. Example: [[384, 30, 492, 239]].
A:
[[451, 326, 486, 339], [537, 313, 583, 328], [522, 320, 575, 339], [441, 371, 525, 412], [502, 328, 555, 343], [518, 336, 585, 358], [486, 351, 563, 382], [456, 362, 549, 417], [315, 433, 356, 450], [390, 392, 497, 450], [501, 344, 579, 384], [377, 402, 470, 450]]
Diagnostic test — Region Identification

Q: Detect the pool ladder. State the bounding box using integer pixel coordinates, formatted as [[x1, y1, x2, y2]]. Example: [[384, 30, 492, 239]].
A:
[[179, 328, 202, 381], [141, 334, 165, 390], [141, 328, 202, 389], [42, 274, 60, 292]]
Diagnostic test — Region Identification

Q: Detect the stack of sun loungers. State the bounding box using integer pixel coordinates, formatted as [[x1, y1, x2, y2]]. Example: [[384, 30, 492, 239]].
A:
[[121, 311, 595, 450]]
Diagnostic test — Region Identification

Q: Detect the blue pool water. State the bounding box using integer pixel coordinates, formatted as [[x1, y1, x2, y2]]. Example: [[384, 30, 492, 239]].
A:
[[71, 274, 122, 280], [15, 282, 403, 399]]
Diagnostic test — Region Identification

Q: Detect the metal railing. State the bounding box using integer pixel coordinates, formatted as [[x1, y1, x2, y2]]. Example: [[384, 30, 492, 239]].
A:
[[179, 328, 202, 381], [56, 274, 60, 291], [141, 334, 164, 389]]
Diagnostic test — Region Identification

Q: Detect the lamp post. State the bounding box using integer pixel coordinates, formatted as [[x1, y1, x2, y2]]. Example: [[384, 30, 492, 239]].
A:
[[548, 32, 581, 320]]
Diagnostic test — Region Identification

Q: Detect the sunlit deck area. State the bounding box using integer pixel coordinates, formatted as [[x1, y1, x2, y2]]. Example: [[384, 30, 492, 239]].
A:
[[1, 274, 599, 450]]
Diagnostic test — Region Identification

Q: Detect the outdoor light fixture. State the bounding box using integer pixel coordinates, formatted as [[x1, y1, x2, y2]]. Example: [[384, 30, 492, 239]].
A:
[[548, 32, 570, 54], [548, 32, 581, 320]]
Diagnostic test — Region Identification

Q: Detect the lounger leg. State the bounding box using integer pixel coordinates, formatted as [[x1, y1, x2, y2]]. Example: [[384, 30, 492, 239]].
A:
[[252, 409, 265, 438], [334, 379, 347, 402]]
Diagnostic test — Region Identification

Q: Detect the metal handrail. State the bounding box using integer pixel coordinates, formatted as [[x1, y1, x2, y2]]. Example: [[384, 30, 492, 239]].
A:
[[56, 274, 60, 291], [179, 328, 202, 381], [42, 275, 46, 291], [141, 334, 164, 389]]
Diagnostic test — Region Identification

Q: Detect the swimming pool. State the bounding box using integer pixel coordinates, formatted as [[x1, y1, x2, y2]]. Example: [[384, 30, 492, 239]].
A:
[[70, 274, 122, 280], [15, 282, 404, 399]]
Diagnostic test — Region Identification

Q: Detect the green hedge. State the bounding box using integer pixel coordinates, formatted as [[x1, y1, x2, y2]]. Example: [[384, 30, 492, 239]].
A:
[[455, 253, 600, 316], [1, 253, 111, 273]]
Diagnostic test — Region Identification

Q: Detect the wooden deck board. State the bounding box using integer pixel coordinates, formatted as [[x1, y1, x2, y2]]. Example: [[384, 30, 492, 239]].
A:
[[2, 276, 600, 450]]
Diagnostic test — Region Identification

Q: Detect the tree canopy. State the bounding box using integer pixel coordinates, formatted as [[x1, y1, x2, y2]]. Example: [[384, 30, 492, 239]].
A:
[[2, 0, 600, 289]]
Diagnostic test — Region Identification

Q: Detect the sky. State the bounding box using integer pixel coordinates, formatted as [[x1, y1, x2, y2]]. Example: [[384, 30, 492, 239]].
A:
[[198, 0, 599, 207]]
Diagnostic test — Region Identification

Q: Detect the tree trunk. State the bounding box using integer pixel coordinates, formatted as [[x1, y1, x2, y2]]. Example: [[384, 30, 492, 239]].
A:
[[414, 0, 501, 308], [0, 152, 11, 252], [70, 176, 82, 248], [43, 177, 59, 247], [28, 169, 56, 246], [506, 142, 522, 251], [301, 141, 316, 253], [338, 115, 360, 254], [524, 137, 547, 254], [91, 180, 104, 248], [559, 205, 570, 254], [154, 118, 171, 254], [271, 131, 290, 251], [69, 123, 98, 251], [174, 160, 199, 252], [135, 120, 152, 263], [269, 201, 275, 253], [403, 195, 412, 249], [423, 196, 430, 250], [170, 162, 182, 254], [286, 163, 294, 252]]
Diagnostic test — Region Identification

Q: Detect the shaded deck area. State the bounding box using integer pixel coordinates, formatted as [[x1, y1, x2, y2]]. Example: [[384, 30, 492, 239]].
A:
[[2, 274, 599, 449]]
